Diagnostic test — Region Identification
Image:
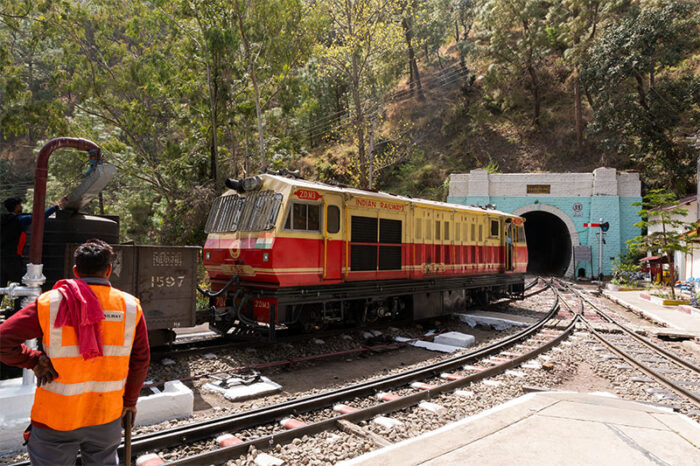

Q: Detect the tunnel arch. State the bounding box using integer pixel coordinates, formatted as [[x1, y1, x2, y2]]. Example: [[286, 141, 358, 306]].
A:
[[513, 204, 579, 277]]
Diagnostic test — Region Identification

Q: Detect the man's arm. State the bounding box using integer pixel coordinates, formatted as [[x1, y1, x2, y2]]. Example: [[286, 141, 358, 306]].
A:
[[0, 301, 43, 368], [16, 205, 59, 229], [123, 312, 150, 407]]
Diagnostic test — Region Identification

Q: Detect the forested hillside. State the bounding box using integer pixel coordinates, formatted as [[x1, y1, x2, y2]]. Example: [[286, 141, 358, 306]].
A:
[[1, 0, 699, 245]]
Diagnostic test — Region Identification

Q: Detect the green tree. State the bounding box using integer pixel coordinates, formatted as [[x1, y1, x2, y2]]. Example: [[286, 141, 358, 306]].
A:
[[581, 1, 700, 192], [477, 0, 551, 127], [314, 0, 404, 188], [628, 189, 696, 298]]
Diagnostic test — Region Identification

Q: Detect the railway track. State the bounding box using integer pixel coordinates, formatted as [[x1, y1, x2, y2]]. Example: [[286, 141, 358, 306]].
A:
[[96, 280, 581, 465], [556, 281, 700, 410], [3, 278, 552, 466]]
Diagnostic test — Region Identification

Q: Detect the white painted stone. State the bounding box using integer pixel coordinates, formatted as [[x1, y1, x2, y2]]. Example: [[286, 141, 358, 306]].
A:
[[561, 341, 572, 346], [370, 330, 383, 337], [136, 453, 165, 466], [341, 334, 353, 340], [506, 370, 526, 378], [326, 433, 342, 443], [483, 380, 503, 387], [521, 361, 542, 370], [395, 336, 460, 353], [161, 358, 176, 366], [203, 376, 282, 402], [312, 338, 325, 345], [0, 377, 35, 454], [255, 453, 284, 466], [361, 331, 375, 339], [538, 355, 552, 361], [136, 380, 194, 427], [455, 313, 530, 331], [434, 331, 475, 348], [419, 401, 446, 413], [203, 353, 217, 359], [454, 390, 474, 398], [373, 416, 403, 428]]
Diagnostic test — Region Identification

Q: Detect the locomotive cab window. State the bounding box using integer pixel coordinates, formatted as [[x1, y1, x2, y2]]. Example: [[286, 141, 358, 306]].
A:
[[490, 220, 499, 237], [517, 225, 526, 243], [327, 205, 340, 234], [284, 202, 321, 232], [206, 190, 282, 233]]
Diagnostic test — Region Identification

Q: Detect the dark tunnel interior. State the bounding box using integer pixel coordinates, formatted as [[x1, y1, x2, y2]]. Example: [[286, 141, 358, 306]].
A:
[[523, 211, 571, 276]]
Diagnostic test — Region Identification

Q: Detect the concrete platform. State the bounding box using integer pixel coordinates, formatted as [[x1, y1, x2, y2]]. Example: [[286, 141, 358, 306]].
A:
[[342, 392, 700, 466], [604, 290, 700, 338]]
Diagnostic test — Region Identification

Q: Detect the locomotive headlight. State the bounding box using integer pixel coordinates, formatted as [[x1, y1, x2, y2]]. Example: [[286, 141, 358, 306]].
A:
[[205, 251, 211, 260], [263, 252, 269, 262]]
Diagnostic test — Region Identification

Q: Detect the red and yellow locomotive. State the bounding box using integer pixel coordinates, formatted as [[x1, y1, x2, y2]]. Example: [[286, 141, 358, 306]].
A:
[[203, 174, 527, 335]]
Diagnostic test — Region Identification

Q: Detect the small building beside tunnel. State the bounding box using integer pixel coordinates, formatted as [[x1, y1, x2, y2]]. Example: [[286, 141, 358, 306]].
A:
[[447, 167, 642, 278]]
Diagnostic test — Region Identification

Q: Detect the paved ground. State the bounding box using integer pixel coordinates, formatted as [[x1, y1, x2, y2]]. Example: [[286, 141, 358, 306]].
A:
[[604, 290, 700, 336], [344, 392, 700, 466]]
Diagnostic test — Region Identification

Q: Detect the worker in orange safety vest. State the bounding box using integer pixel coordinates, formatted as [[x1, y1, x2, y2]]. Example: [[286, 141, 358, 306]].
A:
[[0, 239, 150, 465]]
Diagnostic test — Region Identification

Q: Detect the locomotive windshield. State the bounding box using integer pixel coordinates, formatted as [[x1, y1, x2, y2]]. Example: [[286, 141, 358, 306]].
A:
[[205, 190, 283, 233]]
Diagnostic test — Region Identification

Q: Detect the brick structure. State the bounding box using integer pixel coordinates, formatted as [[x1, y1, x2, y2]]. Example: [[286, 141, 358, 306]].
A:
[[448, 168, 642, 277]]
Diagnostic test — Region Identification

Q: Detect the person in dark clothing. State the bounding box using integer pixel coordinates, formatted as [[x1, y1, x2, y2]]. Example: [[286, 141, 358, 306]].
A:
[[1, 197, 66, 287]]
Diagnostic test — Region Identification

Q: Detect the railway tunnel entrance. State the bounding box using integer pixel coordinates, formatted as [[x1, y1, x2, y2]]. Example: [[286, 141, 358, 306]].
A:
[[522, 211, 571, 276]]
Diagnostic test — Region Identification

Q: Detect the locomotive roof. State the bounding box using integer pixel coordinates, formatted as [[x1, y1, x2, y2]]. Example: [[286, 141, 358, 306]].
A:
[[260, 174, 522, 219]]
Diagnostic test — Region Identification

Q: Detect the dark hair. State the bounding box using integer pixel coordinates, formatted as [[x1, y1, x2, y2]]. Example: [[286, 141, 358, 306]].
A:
[[74, 239, 113, 276], [3, 197, 22, 212]]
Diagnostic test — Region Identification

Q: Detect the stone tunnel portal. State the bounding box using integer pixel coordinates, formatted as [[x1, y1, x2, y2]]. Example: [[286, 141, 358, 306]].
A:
[[523, 211, 571, 276]]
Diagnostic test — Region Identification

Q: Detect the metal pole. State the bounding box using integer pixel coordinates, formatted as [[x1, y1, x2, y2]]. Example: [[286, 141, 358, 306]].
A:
[[598, 218, 603, 280], [368, 120, 375, 189]]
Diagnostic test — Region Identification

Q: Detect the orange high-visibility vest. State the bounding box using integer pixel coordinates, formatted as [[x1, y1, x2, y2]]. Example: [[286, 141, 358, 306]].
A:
[[31, 285, 143, 431]]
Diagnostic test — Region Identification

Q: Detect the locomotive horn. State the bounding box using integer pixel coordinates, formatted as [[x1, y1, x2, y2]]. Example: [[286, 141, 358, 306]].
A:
[[225, 178, 245, 193]]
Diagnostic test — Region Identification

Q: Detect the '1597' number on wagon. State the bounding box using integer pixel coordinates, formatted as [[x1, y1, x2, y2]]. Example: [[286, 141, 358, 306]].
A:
[[151, 275, 185, 288]]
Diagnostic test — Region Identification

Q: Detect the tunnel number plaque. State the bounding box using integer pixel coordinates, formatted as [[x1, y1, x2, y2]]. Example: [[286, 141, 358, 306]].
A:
[[526, 184, 550, 194]]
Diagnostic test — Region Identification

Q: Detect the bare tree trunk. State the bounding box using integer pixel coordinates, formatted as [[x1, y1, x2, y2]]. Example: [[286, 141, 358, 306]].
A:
[[527, 64, 541, 127], [351, 53, 368, 188], [209, 74, 219, 182], [235, 0, 266, 171], [403, 17, 423, 100], [574, 68, 583, 151]]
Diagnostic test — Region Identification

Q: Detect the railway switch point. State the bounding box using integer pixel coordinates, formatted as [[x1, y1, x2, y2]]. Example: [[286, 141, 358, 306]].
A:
[[334, 404, 359, 414], [135, 453, 165, 466], [216, 433, 243, 447], [373, 416, 403, 429], [410, 382, 436, 391], [280, 418, 307, 429]]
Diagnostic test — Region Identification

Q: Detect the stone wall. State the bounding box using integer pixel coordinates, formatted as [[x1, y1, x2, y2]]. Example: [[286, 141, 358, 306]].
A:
[[447, 168, 642, 277]]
